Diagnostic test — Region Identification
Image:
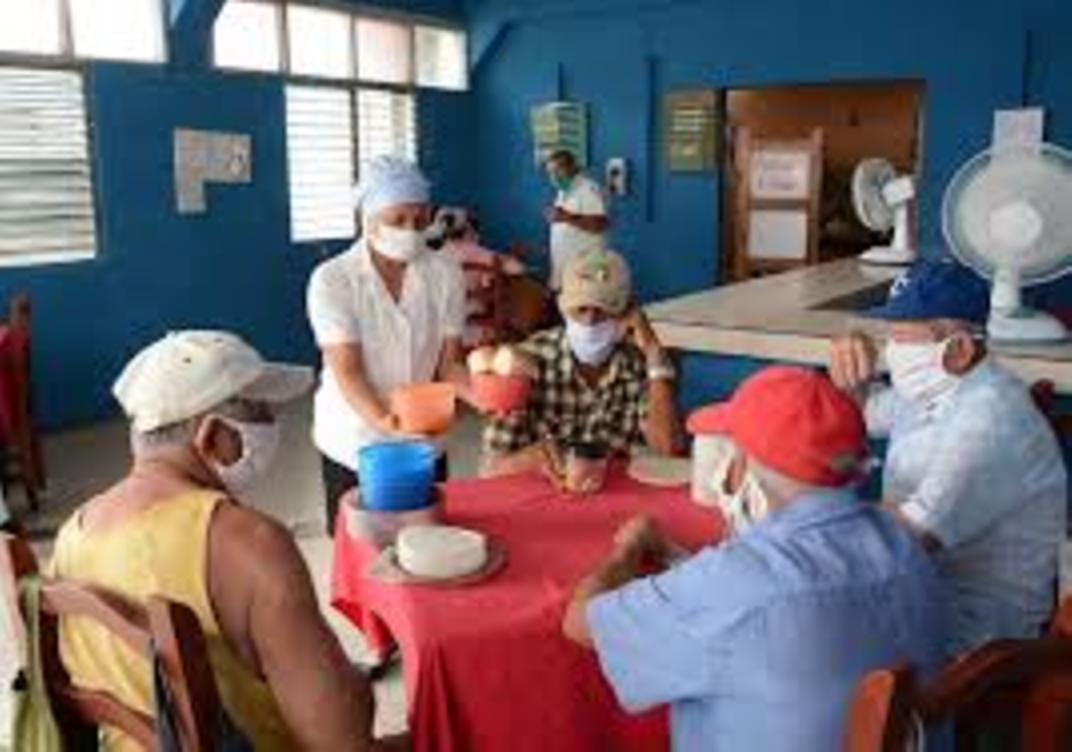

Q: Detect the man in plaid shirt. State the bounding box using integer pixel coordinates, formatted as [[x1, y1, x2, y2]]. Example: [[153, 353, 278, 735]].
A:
[[482, 249, 680, 489]]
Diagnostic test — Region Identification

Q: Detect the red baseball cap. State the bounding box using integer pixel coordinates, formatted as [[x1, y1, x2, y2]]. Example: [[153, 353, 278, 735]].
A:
[[686, 366, 867, 487]]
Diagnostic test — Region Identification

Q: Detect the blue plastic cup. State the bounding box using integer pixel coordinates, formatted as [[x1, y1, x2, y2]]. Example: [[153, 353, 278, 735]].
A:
[[358, 441, 437, 512]]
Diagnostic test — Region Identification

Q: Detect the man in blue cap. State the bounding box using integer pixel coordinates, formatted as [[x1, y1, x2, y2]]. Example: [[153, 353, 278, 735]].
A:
[[829, 259, 1067, 655]]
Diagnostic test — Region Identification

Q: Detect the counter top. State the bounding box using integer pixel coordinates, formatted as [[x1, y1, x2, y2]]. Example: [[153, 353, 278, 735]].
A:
[[648, 259, 1072, 392]]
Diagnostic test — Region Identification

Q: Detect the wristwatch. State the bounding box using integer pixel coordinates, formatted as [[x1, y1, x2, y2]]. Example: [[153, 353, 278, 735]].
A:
[[647, 360, 676, 382]]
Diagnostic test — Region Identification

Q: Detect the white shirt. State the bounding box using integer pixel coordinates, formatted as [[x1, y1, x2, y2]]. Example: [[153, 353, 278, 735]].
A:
[[306, 240, 466, 468], [549, 174, 607, 289], [868, 360, 1067, 655]]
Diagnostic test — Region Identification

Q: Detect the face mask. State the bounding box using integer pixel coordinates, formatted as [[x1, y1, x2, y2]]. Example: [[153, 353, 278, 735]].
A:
[[885, 339, 960, 411], [550, 173, 573, 192], [209, 416, 280, 496], [372, 224, 427, 263], [713, 459, 771, 536], [565, 318, 621, 366]]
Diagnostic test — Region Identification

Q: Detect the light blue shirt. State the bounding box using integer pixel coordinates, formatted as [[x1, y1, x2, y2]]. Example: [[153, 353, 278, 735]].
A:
[[869, 360, 1068, 655], [587, 491, 945, 752]]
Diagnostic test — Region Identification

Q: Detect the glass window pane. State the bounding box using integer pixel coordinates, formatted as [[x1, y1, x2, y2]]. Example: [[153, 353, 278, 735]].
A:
[[356, 17, 412, 85], [287, 5, 352, 80], [69, 0, 166, 62], [415, 26, 467, 91], [213, 0, 282, 72], [0, 0, 63, 56]]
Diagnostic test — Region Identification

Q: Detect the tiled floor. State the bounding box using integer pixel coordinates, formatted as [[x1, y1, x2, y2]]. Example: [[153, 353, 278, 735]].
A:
[[0, 398, 486, 747]]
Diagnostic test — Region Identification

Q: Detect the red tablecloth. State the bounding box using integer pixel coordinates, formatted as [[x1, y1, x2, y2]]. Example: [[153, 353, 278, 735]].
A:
[[331, 471, 724, 752]]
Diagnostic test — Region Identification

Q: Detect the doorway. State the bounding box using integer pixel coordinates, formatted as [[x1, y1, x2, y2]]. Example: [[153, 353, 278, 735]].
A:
[[722, 80, 926, 281]]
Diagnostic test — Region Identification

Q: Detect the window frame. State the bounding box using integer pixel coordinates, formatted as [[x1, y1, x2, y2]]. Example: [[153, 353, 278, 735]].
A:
[[0, 0, 169, 65], [0, 61, 102, 267]]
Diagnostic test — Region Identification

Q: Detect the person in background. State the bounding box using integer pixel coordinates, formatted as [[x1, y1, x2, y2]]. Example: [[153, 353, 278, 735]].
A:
[[482, 249, 678, 490], [429, 207, 527, 348], [49, 331, 406, 752], [562, 366, 945, 752], [545, 149, 609, 291], [307, 157, 468, 534], [829, 259, 1067, 655]]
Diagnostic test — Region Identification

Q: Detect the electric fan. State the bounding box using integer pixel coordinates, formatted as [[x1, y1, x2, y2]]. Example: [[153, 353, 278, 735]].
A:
[[851, 158, 918, 266], [943, 143, 1072, 343]]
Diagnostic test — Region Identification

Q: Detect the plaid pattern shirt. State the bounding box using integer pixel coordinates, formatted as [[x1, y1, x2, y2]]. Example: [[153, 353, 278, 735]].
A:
[[483, 328, 649, 455]]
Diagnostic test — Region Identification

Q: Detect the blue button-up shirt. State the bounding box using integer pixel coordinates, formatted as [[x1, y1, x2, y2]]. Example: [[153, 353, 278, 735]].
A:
[[869, 360, 1067, 655], [587, 491, 945, 752]]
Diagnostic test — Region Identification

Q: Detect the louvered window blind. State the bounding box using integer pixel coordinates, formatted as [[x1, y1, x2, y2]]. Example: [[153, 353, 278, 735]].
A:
[[287, 85, 417, 243], [357, 89, 417, 170], [286, 85, 356, 243], [0, 67, 97, 264]]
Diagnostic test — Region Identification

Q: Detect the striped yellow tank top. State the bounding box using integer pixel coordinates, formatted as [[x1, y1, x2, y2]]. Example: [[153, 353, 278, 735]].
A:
[[50, 490, 294, 751]]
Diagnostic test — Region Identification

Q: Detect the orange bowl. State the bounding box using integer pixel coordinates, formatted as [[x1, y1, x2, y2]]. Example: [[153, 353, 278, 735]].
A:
[[472, 373, 532, 414], [390, 383, 457, 435]]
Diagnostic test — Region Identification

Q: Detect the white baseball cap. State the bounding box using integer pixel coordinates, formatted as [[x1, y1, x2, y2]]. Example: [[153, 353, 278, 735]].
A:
[[113, 330, 314, 432]]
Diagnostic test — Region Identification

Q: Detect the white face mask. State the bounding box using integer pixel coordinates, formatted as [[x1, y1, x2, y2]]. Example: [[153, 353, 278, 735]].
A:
[[210, 416, 280, 496], [372, 224, 427, 263], [565, 318, 621, 366], [712, 456, 771, 536], [885, 339, 960, 411]]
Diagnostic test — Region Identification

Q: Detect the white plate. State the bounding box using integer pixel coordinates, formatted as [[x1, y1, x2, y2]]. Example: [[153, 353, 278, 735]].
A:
[[628, 455, 692, 488], [366, 538, 508, 588]]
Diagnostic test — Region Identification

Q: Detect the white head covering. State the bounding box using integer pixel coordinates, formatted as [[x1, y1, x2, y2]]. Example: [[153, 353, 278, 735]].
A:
[[353, 156, 431, 223]]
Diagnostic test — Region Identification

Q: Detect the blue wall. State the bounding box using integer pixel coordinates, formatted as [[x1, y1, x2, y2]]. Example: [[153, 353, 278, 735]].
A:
[[1, 0, 471, 429], [466, 0, 1072, 304], [466, 0, 1071, 411]]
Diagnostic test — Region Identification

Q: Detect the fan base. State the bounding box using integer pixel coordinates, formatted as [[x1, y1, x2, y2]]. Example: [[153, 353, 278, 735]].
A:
[[859, 245, 916, 266], [988, 309, 1069, 344]]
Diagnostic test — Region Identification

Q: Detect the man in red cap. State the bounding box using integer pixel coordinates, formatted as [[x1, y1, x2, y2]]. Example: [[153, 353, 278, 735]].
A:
[[563, 366, 945, 752]]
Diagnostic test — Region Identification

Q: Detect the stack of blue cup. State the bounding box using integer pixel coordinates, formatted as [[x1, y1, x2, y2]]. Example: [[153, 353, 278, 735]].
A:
[[358, 441, 438, 512]]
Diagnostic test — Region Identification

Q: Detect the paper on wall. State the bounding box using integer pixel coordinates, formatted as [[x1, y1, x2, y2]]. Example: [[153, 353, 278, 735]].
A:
[[174, 128, 253, 214], [992, 108, 1045, 151], [747, 210, 808, 260]]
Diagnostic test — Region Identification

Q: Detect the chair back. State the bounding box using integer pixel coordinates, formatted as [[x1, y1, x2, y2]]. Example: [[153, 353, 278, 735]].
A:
[[844, 597, 1072, 752], [1, 534, 223, 751], [1, 294, 46, 506]]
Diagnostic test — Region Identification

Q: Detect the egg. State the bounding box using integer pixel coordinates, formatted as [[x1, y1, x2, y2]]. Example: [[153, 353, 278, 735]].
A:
[[467, 347, 496, 375], [492, 346, 536, 378]]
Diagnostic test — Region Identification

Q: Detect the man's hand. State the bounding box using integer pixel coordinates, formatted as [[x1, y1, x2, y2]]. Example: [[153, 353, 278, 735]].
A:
[[613, 515, 668, 565], [538, 440, 568, 489], [621, 306, 663, 359], [545, 206, 569, 224], [829, 332, 879, 392]]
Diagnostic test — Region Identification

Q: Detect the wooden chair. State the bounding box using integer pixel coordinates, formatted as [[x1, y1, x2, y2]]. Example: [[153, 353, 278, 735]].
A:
[[2, 295, 46, 509], [844, 598, 1072, 752], [1031, 380, 1072, 442], [1, 534, 224, 751]]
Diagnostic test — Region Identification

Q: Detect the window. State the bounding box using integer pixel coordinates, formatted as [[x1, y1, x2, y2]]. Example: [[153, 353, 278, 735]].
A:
[[285, 86, 356, 242], [287, 5, 352, 80], [0, 67, 97, 264], [0, 0, 166, 62], [213, 0, 282, 72], [211, 1, 468, 91], [0, 0, 63, 57], [415, 26, 467, 91], [285, 86, 417, 242], [356, 18, 412, 86], [357, 89, 417, 169], [68, 0, 166, 62]]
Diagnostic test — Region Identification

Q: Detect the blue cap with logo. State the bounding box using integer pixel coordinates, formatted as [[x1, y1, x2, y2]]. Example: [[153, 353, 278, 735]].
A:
[[865, 259, 990, 325]]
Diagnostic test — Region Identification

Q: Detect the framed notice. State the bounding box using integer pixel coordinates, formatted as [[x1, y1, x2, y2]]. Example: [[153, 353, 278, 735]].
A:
[[665, 89, 720, 173], [749, 150, 811, 200], [531, 101, 589, 168]]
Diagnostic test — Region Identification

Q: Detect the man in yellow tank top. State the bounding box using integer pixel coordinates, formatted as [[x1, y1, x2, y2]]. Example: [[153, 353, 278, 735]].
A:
[[50, 330, 408, 751]]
